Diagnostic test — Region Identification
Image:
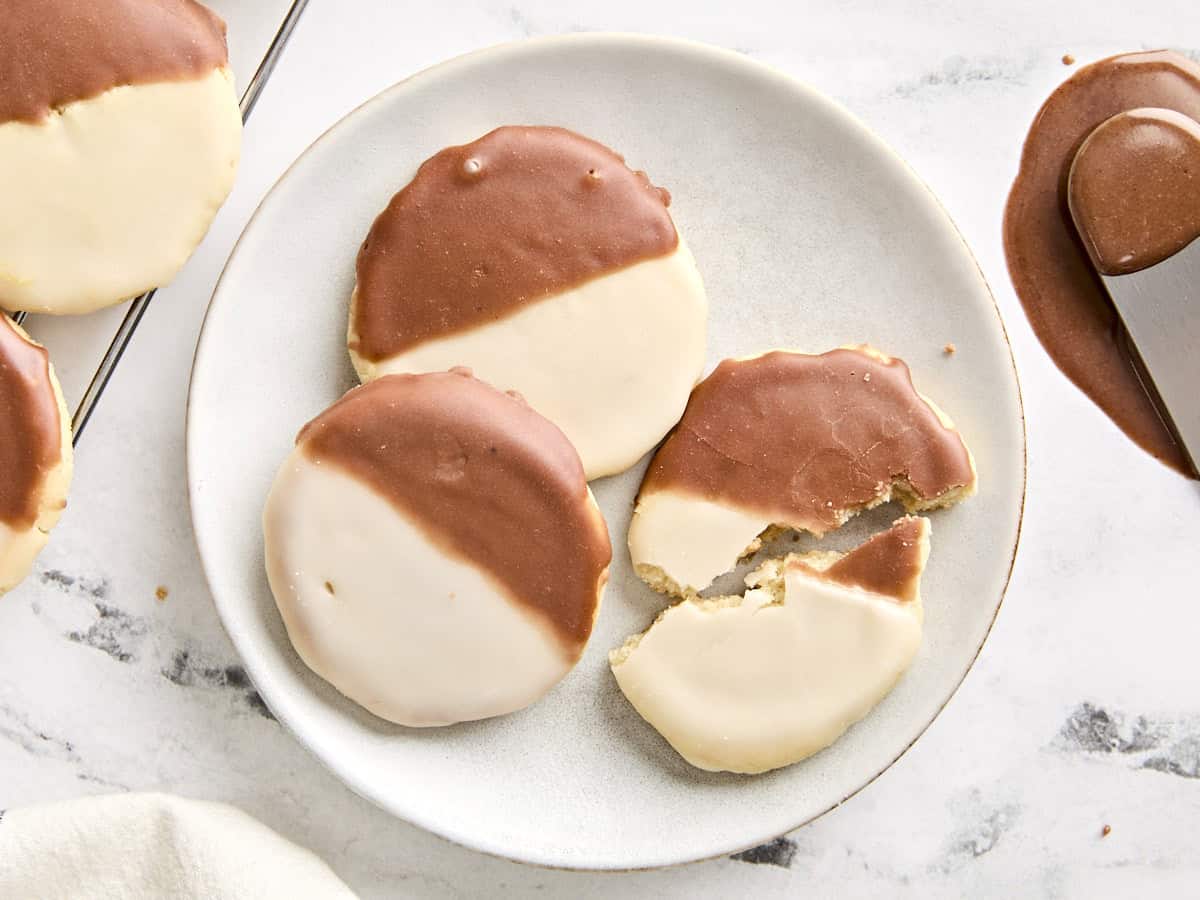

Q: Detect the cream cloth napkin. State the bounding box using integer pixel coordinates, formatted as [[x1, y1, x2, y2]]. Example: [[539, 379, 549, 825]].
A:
[[0, 792, 356, 899]]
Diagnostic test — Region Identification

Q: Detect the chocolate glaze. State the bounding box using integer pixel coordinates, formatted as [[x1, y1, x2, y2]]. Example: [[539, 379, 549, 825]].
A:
[[352, 126, 678, 362], [0, 317, 62, 529], [640, 349, 975, 533], [297, 369, 611, 653], [1069, 107, 1200, 275], [803, 516, 928, 603], [1004, 50, 1200, 477], [0, 0, 228, 124]]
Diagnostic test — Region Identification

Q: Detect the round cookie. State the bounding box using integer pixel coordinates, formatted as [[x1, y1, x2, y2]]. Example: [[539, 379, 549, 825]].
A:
[[611, 516, 930, 774], [1, 316, 73, 595], [263, 369, 612, 727], [348, 125, 707, 480], [628, 346, 977, 596], [0, 0, 241, 315]]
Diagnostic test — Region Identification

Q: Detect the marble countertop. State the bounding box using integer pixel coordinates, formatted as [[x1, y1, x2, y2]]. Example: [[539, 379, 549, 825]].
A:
[[3, 1, 1199, 896]]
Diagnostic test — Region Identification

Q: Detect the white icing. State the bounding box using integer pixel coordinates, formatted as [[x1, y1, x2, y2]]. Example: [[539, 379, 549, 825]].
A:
[[263, 452, 581, 727], [350, 242, 707, 480], [628, 489, 769, 594], [611, 563, 923, 774], [0, 68, 241, 315]]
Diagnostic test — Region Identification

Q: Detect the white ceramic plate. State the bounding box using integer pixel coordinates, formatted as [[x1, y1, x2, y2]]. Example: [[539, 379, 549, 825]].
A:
[[188, 34, 1024, 870]]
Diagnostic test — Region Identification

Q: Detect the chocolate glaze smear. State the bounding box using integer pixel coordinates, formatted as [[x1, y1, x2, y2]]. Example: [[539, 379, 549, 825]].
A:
[[1003, 50, 1200, 477]]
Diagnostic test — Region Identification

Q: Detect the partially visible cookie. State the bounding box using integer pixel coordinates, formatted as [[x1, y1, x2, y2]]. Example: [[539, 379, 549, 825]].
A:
[[0, 0, 241, 314], [263, 369, 612, 727], [347, 125, 708, 479], [611, 516, 930, 774], [1, 317, 72, 595], [629, 346, 976, 596]]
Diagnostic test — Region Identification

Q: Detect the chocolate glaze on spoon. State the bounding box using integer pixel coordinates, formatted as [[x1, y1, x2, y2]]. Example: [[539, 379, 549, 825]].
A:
[[1068, 107, 1200, 276], [1004, 50, 1200, 477], [0, 317, 62, 529]]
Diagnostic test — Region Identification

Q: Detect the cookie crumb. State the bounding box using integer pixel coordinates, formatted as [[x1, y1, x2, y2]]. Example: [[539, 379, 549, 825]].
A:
[[155, 585, 169, 602], [324, 581, 336, 596], [1062, 53, 1076, 65], [1101, 824, 1112, 837], [943, 342, 957, 355]]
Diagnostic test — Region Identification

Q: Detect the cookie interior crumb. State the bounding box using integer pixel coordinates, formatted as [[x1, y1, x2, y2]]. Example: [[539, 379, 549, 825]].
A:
[[943, 342, 957, 355], [617, 536, 912, 669], [637, 472, 968, 602], [155, 585, 169, 602]]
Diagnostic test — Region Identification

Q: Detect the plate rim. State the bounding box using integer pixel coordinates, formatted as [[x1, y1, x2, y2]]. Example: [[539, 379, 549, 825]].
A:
[[186, 30, 1027, 871]]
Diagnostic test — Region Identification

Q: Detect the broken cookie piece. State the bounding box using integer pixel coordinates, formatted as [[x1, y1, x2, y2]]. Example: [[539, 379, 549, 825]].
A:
[[628, 346, 976, 596], [0, 0, 241, 315], [611, 516, 929, 774]]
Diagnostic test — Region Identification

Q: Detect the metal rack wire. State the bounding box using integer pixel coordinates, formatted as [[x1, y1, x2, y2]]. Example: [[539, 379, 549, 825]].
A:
[[7, 0, 311, 445]]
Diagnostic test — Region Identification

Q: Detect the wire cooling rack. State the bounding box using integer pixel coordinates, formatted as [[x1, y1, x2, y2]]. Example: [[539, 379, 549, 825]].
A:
[[8, 0, 311, 445]]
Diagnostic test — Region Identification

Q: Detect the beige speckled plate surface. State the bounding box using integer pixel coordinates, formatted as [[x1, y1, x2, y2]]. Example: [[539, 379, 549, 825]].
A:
[[188, 33, 1024, 870]]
